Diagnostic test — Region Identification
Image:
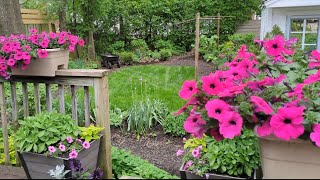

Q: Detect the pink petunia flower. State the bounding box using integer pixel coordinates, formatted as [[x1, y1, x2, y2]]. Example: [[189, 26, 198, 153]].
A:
[[82, 141, 90, 149], [219, 111, 243, 139], [310, 124, 320, 147], [69, 45, 75, 52], [179, 80, 197, 100], [209, 126, 224, 142], [14, 52, 23, 60], [66, 136, 73, 144], [48, 146, 56, 153], [59, 144, 66, 152], [37, 49, 48, 59], [176, 150, 184, 156], [183, 113, 206, 138], [264, 35, 285, 57], [39, 40, 49, 49], [21, 64, 28, 70], [250, 96, 274, 115], [201, 73, 223, 96], [0, 63, 7, 71], [7, 58, 15, 67], [303, 70, 320, 84], [22, 52, 31, 60], [205, 99, 232, 121], [192, 148, 200, 159], [270, 106, 305, 141], [183, 160, 193, 170], [78, 39, 85, 47], [58, 37, 66, 45], [69, 149, 78, 159], [256, 118, 273, 137], [174, 97, 197, 116], [29, 28, 38, 34], [309, 50, 320, 67], [49, 32, 57, 39]]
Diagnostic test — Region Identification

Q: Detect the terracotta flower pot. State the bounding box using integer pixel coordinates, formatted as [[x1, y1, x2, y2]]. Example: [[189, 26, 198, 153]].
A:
[[11, 48, 69, 77], [258, 134, 320, 179], [18, 137, 101, 179]]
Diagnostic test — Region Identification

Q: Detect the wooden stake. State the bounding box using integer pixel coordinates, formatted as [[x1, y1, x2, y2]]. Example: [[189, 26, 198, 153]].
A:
[[217, 13, 221, 49], [195, 12, 200, 80]]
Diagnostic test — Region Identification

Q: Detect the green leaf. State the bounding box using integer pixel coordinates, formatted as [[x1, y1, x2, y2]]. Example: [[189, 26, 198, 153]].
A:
[[37, 131, 45, 138], [25, 144, 33, 152]]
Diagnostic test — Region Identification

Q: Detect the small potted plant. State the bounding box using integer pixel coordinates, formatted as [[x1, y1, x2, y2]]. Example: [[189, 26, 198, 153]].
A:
[[178, 129, 261, 179], [14, 112, 104, 179], [175, 34, 320, 178], [0, 28, 85, 78]]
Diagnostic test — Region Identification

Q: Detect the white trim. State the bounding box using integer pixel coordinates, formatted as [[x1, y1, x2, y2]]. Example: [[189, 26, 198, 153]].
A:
[[266, 0, 320, 8], [265, 0, 280, 7]]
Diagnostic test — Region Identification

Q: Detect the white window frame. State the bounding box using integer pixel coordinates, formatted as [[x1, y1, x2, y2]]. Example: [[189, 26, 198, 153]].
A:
[[287, 15, 320, 51]]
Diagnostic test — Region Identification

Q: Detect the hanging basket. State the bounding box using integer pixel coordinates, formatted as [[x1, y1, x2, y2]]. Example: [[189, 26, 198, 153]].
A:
[[11, 48, 69, 77]]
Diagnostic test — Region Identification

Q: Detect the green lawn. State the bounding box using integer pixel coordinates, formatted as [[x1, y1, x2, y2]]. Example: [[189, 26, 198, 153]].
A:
[[109, 65, 195, 112]]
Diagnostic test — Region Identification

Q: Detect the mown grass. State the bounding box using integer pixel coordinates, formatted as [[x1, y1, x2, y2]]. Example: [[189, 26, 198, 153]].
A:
[[109, 65, 195, 112]]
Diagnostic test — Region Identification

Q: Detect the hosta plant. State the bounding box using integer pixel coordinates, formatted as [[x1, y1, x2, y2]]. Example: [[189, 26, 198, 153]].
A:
[[176, 35, 320, 145]]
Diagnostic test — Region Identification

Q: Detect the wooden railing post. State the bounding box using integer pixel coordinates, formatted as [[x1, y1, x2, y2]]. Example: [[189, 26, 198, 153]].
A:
[[93, 75, 112, 179], [0, 83, 10, 165]]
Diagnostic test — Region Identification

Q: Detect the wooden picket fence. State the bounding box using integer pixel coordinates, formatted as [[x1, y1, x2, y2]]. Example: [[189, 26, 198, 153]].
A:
[[21, 8, 56, 33]]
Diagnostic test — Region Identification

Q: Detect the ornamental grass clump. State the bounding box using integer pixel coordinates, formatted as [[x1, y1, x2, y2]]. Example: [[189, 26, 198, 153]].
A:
[[176, 35, 320, 145], [0, 28, 84, 78]]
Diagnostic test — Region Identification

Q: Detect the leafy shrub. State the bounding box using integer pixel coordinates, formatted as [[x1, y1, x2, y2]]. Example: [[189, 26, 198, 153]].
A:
[[151, 51, 161, 60], [68, 58, 99, 69], [228, 33, 256, 47], [162, 114, 186, 137], [119, 51, 139, 64], [107, 41, 125, 55], [79, 124, 104, 142], [112, 146, 178, 179], [15, 112, 80, 153], [110, 107, 128, 127], [265, 25, 284, 39], [199, 35, 218, 57], [131, 39, 149, 59], [182, 129, 260, 178], [127, 98, 169, 135], [154, 40, 175, 50], [0, 136, 16, 165], [159, 49, 172, 61]]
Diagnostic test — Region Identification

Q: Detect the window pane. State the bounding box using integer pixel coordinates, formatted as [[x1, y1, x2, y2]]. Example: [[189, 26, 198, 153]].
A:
[[305, 33, 318, 44], [306, 19, 319, 33], [304, 45, 317, 52], [291, 19, 304, 32]]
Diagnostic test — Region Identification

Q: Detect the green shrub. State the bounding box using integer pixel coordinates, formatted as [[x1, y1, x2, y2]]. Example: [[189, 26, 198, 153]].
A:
[[131, 39, 149, 59], [154, 40, 175, 50], [159, 49, 172, 61], [199, 35, 218, 57], [107, 41, 125, 55], [151, 51, 161, 60], [110, 107, 128, 127], [0, 127, 16, 165], [182, 129, 260, 178], [119, 51, 139, 64], [112, 146, 178, 179], [162, 114, 186, 137], [228, 33, 256, 46], [127, 98, 169, 135], [15, 112, 80, 153], [265, 25, 284, 39], [68, 58, 99, 69]]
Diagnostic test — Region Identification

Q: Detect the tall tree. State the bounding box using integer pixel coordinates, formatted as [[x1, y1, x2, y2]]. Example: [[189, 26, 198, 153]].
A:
[[0, 0, 24, 35]]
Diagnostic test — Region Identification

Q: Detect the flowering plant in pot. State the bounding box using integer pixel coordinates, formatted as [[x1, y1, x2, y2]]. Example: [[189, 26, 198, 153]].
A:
[[0, 28, 85, 78], [177, 129, 261, 179], [14, 112, 104, 179], [176, 35, 320, 178]]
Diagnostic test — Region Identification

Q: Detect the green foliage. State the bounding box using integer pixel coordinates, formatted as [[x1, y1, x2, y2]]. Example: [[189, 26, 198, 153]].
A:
[[15, 112, 80, 153], [110, 107, 128, 127], [0, 136, 16, 165], [151, 51, 161, 60], [119, 51, 139, 64], [159, 49, 173, 61], [130, 39, 149, 60], [154, 40, 175, 50], [127, 98, 169, 135], [79, 124, 104, 142], [183, 129, 260, 178], [107, 41, 125, 55], [68, 59, 99, 69], [111, 146, 178, 179], [265, 25, 285, 39], [162, 114, 186, 137]]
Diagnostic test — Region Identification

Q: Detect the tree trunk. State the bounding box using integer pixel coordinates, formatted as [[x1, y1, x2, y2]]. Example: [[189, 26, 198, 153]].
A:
[[0, 0, 24, 35], [58, 9, 66, 31], [87, 29, 96, 60]]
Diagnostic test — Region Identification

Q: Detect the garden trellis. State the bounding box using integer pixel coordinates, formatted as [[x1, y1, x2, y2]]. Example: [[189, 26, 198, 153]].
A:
[[175, 13, 234, 80]]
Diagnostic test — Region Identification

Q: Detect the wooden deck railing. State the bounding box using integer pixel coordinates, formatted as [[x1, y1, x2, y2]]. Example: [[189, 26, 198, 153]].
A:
[[0, 69, 112, 179]]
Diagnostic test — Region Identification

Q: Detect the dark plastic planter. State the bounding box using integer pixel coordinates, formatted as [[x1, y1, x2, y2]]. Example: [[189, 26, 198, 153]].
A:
[[180, 164, 262, 179], [100, 54, 120, 69], [18, 136, 102, 179]]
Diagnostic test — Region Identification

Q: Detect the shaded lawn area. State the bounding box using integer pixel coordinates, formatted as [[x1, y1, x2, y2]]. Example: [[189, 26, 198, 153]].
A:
[[109, 65, 195, 112]]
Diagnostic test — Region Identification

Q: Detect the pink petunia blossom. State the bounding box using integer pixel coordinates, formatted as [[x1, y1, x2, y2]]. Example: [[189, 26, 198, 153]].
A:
[[49, 32, 57, 39], [82, 141, 90, 149], [176, 150, 184, 156], [183, 160, 193, 170], [174, 97, 197, 116], [37, 49, 48, 59], [201, 73, 223, 96], [205, 99, 232, 121], [303, 70, 320, 84], [219, 111, 243, 139], [69, 149, 78, 159], [66, 136, 73, 144], [192, 148, 200, 159], [256, 119, 273, 137], [250, 96, 274, 115], [69, 45, 75, 52], [7, 58, 15, 67], [39, 40, 49, 49], [48, 146, 56, 153], [78, 39, 85, 47], [183, 113, 206, 138], [270, 106, 305, 141], [22, 52, 31, 60], [264, 35, 285, 57], [179, 80, 198, 100], [59, 144, 66, 152], [0, 63, 7, 71], [23, 58, 31, 65], [309, 50, 320, 67], [21, 64, 28, 70], [209, 126, 224, 142], [29, 28, 38, 34], [14, 52, 23, 60], [224, 66, 248, 80], [310, 124, 320, 147], [58, 37, 66, 45]]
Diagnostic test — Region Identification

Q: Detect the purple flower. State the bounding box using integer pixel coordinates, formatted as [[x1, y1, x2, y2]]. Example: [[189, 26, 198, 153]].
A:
[[66, 136, 73, 144], [184, 161, 193, 170], [69, 159, 83, 172], [48, 146, 56, 153], [82, 141, 91, 149], [192, 148, 200, 159], [59, 144, 66, 152], [205, 173, 210, 179], [90, 167, 104, 179], [176, 150, 184, 156], [69, 149, 78, 159]]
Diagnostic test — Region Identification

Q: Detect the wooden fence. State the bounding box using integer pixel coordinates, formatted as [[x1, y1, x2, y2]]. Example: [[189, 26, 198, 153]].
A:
[[21, 8, 56, 33], [0, 69, 112, 179]]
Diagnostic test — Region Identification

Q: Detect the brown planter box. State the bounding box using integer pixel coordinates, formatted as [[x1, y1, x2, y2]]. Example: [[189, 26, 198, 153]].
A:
[[179, 164, 261, 179], [18, 137, 101, 179], [258, 134, 320, 179], [11, 48, 69, 77]]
